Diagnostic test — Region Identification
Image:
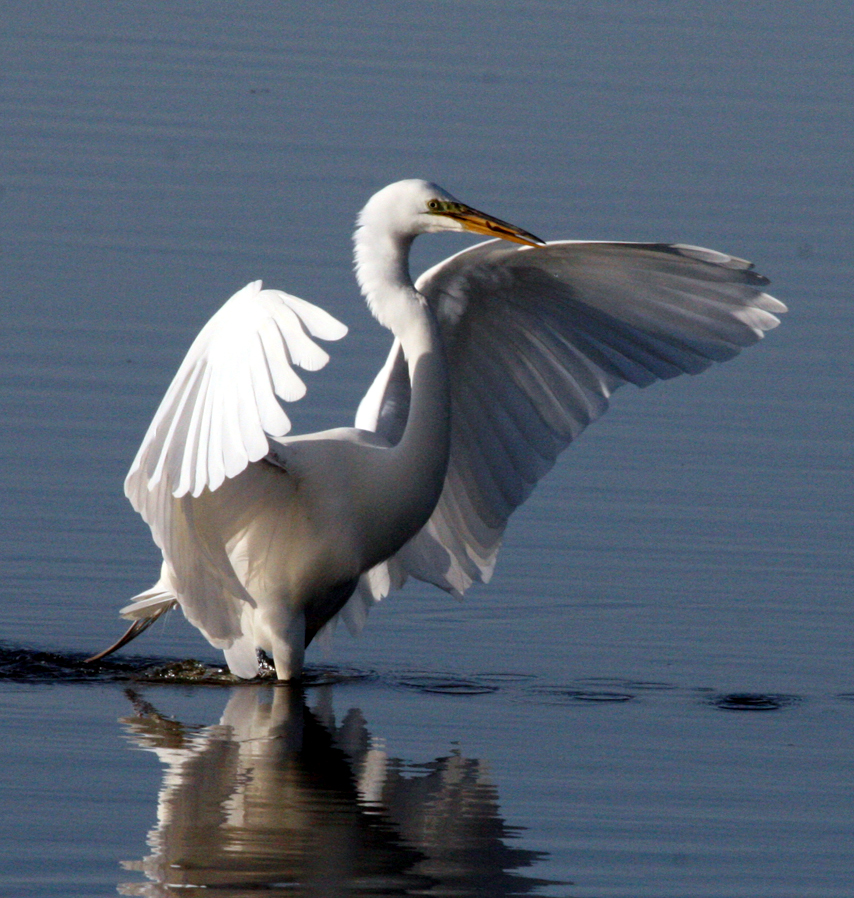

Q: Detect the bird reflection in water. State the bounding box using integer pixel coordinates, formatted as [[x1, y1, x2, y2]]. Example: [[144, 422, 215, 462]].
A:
[[118, 686, 553, 896]]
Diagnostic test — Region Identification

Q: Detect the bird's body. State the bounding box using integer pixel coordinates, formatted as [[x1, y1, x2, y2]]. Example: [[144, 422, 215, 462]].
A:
[[90, 180, 786, 679]]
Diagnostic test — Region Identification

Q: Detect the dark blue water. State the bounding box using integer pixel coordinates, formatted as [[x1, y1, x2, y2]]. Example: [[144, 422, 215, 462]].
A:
[[1, 3, 852, 895]]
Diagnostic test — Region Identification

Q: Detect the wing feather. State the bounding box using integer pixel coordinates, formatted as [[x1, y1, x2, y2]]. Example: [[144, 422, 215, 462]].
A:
[[355, 239, 785, 602], [125, 279, 347, 514]]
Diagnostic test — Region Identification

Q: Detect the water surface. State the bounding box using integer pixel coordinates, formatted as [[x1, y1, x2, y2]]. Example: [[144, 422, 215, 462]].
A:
[[1, 2, 852, 895]]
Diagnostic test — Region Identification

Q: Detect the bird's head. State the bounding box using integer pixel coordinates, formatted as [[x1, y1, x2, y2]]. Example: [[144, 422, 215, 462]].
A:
[[358, 179, 544, 247], [354, 180, 544, 331]]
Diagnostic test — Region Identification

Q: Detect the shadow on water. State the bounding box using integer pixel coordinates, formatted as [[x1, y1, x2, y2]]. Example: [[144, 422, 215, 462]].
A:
[[116, 685, 557, 897], [0, 643, 372, 687]]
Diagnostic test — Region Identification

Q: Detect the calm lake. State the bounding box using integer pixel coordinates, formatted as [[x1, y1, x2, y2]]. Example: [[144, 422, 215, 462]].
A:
[[1, 3, 852, 895]]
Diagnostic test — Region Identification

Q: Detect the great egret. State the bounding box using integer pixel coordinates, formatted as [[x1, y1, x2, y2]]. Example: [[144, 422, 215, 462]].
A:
[[89, 179, 786, 679]]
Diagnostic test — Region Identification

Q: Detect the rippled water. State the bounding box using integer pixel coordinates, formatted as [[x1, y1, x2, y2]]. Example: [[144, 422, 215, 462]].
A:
[[2, 2, 852, 896], [4, 645, 854, 896]]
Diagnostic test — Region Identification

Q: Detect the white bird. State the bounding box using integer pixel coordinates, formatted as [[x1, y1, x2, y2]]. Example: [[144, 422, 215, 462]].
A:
[[88, 180, 786, 679]]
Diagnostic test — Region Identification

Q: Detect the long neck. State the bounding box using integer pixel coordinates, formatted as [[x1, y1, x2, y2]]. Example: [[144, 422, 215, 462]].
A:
[[354, 222, 452, 558], [354, 221, 415, 334]]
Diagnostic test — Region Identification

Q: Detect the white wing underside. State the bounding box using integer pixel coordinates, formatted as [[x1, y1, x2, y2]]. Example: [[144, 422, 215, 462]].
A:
[[349, 240, 785, 619]]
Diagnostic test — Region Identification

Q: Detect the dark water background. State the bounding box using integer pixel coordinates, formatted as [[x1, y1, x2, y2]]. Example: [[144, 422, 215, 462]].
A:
[[1, 3, 852, 895]]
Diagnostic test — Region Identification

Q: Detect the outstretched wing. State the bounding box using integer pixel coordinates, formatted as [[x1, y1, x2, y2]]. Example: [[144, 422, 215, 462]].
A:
[[125, 280, 347, 522], [356, 240, 786, 603]]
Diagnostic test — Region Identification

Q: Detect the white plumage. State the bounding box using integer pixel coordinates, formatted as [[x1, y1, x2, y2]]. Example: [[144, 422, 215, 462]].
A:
[[90, 180, 786, 679]]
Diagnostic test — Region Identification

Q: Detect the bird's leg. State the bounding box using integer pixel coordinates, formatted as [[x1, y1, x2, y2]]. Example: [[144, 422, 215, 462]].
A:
[[267, 609, 306, 681]]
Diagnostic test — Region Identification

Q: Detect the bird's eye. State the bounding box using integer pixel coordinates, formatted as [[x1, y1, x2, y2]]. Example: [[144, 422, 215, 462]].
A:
[[427, 199, 441, 211]]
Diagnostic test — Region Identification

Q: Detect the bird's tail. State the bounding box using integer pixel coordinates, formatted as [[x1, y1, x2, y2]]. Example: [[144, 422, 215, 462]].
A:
[[85, 586, 178, 663]]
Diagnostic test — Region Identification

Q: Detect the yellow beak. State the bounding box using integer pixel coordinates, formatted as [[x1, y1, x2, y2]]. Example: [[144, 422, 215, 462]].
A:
[[434, 203, 545, 246]]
